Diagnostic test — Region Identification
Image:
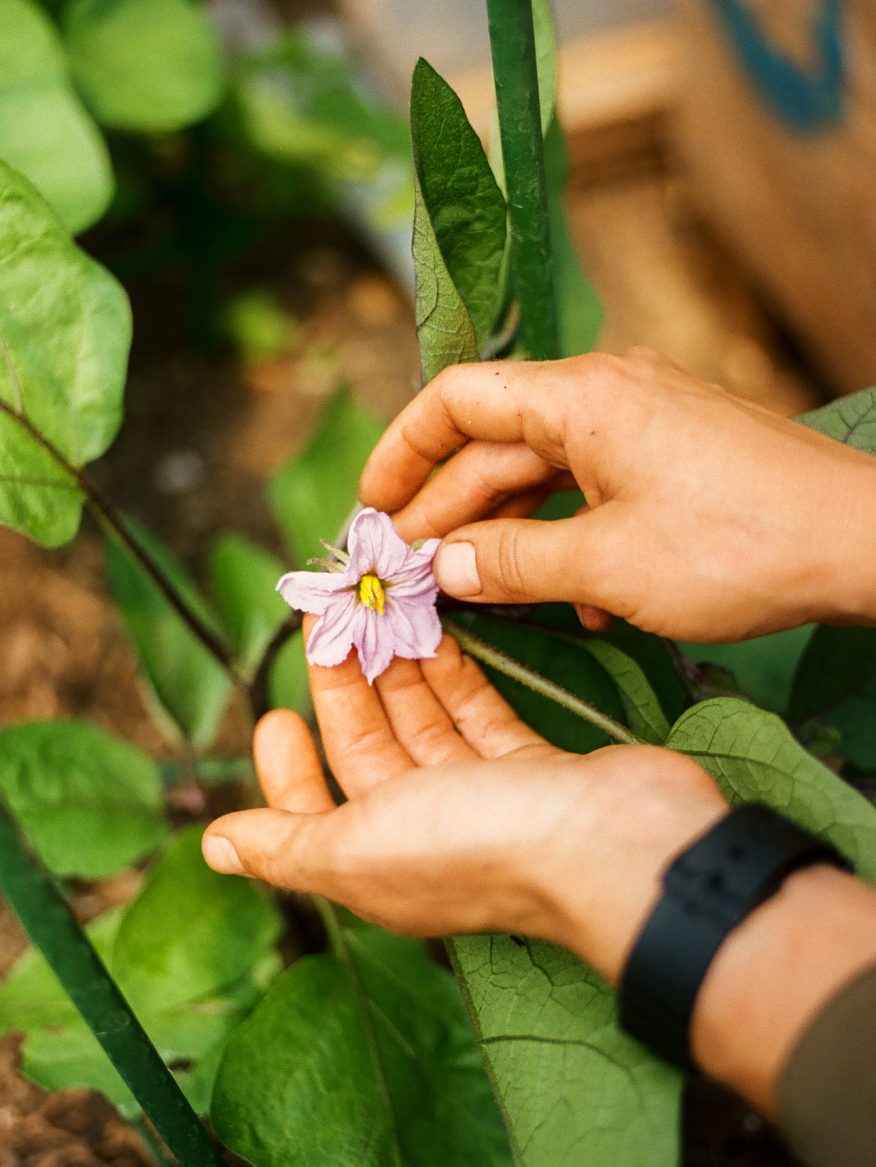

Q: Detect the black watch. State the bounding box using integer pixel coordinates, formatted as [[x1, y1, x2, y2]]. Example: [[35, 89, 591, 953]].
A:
[[618, 803, 852, 1069]]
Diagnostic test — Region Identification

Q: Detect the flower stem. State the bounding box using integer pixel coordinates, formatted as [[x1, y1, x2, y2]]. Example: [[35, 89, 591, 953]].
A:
[[443, 620, 645, 746], [486, 0, 559, 360], [0, 799, 223, 1167]]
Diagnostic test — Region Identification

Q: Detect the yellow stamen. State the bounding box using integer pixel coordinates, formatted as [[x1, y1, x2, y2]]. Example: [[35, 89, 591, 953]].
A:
[[358, 573, 386, 613]]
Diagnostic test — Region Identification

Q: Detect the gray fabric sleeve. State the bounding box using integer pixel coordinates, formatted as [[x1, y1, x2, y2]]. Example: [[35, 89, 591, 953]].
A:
[[777, 962, 876, 1167]]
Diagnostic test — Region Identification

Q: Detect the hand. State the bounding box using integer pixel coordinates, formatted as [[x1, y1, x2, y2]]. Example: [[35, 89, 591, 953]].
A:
[[359, 348, 876, 640], [202, 631, 726, 985]]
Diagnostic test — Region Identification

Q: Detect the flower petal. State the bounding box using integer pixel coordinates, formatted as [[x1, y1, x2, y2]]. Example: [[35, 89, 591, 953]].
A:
[[277, 569, 353, 616], [384, 595, 442, 661], [352, 609, 396, 684], [305, 592, 362, 667], [347, 508, 412, 579]]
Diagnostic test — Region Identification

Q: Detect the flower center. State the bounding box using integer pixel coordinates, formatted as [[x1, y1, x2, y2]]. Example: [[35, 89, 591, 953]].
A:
[[358, 573, 386, 613]]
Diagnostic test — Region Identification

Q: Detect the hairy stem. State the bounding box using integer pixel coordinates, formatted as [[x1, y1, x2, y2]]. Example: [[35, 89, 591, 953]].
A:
[[486, 0, 559, 360], [0, 800, 223, 1167], [443, 620, 645, 746]]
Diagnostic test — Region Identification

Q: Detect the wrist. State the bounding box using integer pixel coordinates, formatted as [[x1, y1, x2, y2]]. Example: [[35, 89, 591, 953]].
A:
[[690, 864, 876, 1116], [807, 453, 876, 626]]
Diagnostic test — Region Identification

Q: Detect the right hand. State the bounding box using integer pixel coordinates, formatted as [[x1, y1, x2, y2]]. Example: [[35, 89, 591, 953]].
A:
[[360, 348, 876, 641]]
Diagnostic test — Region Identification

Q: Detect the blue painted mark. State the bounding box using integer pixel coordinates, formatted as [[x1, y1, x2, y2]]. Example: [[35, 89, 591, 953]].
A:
[[707, 0, 844, 132]]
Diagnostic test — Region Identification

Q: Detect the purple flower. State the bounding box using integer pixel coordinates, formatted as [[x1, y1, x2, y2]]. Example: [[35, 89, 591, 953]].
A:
[[276, 508, 442, 684]]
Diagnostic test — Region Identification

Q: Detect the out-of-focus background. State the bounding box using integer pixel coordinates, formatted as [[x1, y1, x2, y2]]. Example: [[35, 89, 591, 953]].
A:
[[1, 1, 873, 1162]]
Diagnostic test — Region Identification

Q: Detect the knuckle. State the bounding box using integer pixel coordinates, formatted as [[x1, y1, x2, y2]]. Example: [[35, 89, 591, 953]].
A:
[[494, 525, 528, 597]]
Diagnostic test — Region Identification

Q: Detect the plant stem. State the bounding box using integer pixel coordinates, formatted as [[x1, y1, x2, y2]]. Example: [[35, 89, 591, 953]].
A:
[[249, 612, 303, 720], [443, 620, 645, 746], [0, 801, 223, 1167], [486, 0, 559, 360], [0, 400, 242, 687]]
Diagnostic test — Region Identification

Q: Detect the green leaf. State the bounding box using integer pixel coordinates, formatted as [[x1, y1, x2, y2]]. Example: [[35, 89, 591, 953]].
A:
[[0, 720, 165, 878], [212, 912, 512, 1167], [104, 521, 232, 748], [413, 172, 480, 384], [667, 698, 876, 880], [580, 638, 670, 744], [449, 935, 681, 1166], [63, 0, 225, 133], [797, 386, 876, 455], [112, 828, 281, 1011], [790, 626, 876, 770], [208, 533, 287, 677], [1, 830, 282, 1116], [411, 59, 507, 349], [268, 388, 383, 564], [0, 159, 130, 547], [0, 0, 113, 233], [464, 614, 626, 753], [679, 625, 814, 715], [268, 629, 311, 716]]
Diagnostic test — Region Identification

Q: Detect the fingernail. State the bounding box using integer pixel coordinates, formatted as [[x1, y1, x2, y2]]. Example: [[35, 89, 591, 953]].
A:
[[203, 835, 245, 875], [435, 542, 481, 596]]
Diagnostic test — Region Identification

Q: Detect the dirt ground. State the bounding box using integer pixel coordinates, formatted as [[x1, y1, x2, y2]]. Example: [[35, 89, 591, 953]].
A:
[[0, 147, 815, 1163]]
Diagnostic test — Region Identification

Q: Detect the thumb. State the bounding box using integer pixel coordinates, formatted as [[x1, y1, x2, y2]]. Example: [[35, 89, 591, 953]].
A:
[[433, 513, 617, 605], [202, 807, 335, 894]]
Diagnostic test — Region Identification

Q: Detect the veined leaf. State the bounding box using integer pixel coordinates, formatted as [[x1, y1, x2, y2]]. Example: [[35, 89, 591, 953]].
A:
[[0, 0, 112, 233], [411, 59, 507, 349], [790, 626, 876, 770], [667, 697, 876, 880], [797, 386, 876, 454], [0, 720, 166, 878], [208, 533, 287, 677], [413, 172, 479, 383], [63, 0, 225, 133], [104, 521, 232, 748], [268, 387, 383, 565], [449, 935, 681, 1166], [0, 160, 130, 546], [212, 911, 512, 1167], [580, 637, 670, 743]]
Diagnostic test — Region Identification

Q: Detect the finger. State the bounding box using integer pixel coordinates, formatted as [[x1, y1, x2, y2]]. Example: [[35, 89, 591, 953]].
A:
[[203, 807, 340, 895], [389, 441, 561, 542], [360, 358, 591, 513], [432, 508, 625, 606], [305, 616, 413, 795], [421, 636, 547, 758], [575, 604, 614, 634], [374, 656, 475, 766], [253, 709, 335, 813]]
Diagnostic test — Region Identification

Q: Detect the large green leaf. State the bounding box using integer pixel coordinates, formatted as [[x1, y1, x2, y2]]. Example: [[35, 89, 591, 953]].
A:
[[104, 521, 232, 747], [797, 386, 876, 454], [0, 160, 130, 546], [790, 626, 876, 770], [449, 935, 680, 1166], [0, 720, 165, 878], [667, 698, 876, 880], [412, 172, 480, 384], [411, 59, 507, 349], [464, 613, 626, 753], [0, 830, 282, 1116], [208, 533, 287, 677], [268, 388, 383, 565], [212, 911, 512, 1167], [0, 0, 112, 233], [63, 0, 225, 133]]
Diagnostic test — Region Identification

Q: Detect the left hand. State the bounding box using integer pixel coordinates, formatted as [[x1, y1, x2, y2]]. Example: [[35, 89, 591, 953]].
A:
[[202, 626, 726, 984]]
